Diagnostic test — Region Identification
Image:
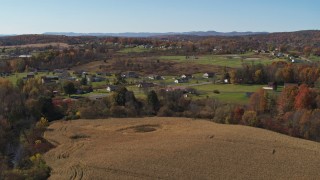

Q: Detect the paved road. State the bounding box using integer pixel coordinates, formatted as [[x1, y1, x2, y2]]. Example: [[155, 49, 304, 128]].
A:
[[185, 82, 213, 87]]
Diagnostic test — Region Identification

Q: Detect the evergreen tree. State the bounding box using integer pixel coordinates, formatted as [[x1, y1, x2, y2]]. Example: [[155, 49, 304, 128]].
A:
[[147, 90, 160, 112]]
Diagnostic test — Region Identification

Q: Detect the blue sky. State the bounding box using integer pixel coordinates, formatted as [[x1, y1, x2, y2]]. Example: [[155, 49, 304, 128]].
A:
[[0, 0, 319, 34]]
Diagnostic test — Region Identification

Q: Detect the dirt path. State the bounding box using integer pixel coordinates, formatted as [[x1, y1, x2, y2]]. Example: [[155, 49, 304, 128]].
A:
[[44, 117, 320, 179]]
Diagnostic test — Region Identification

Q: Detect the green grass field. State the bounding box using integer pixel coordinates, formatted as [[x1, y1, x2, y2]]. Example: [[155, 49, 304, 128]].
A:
[[191, 84, 266, 104], [4, 73, 28, 84], [118, 47, 152, 53], [91, 81, 108, 88], [309, 55, 320, 62], [125, 82, 268, 104], [159, 55, 280, 68], [126, 85, 148, 99]]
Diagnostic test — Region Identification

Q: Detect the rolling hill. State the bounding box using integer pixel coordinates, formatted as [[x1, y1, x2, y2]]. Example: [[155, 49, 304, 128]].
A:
[[44, 117, 320, 179]]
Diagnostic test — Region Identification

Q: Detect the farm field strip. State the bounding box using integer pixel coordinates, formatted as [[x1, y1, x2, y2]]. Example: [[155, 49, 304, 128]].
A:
[[159, 55, 280, 68]]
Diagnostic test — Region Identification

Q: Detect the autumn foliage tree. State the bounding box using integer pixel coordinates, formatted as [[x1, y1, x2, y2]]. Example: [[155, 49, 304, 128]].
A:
[[298, 67, 320, 86], [281, 65, 295, 83], [294, 84, 317, 110], [242, 110, 259, 127], [0, 78, 26, 121], [278, 85, 299, 115], [303, 46, 312, 57], [249, 89, 269, 114], [231, 107, 244, 124]]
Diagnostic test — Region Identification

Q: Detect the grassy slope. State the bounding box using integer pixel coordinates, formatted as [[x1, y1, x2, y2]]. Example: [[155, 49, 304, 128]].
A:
[[159, 54, 280, 68], [118, 47, 151, 53]]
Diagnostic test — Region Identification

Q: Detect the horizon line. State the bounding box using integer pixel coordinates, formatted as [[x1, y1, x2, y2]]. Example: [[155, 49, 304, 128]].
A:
[[1, 29, 319, 36]]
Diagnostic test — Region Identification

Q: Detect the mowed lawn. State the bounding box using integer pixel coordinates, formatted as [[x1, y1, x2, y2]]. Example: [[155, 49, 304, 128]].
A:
[[118, 47, 152, 53], [128, 83, 268, 104], [309, 55, 320, 62], [192, 84, 266, 104], [159, 55, 278, 68]]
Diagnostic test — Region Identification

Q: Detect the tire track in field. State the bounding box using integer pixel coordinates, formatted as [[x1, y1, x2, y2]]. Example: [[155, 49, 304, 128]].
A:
[[50, 122, 87, 160], [69, 164, 85, 180], [56, 142, 85, 159]]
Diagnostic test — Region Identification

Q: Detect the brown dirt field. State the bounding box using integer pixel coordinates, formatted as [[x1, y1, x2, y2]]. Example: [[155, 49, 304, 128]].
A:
[[71, 59, 222, 75], [44, 117, 320, 180]]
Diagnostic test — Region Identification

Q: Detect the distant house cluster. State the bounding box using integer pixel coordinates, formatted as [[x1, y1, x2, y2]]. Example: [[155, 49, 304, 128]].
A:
[[121, 71, 139, 78]]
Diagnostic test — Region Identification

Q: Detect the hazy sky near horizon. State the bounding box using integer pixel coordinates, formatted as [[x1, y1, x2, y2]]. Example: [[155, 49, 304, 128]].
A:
[[0, 0, 319, 34]]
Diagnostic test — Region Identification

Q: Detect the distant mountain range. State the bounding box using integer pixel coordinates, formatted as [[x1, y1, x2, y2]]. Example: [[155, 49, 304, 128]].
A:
[[0, 34, 16, 37], [42, 31, 269, 37]]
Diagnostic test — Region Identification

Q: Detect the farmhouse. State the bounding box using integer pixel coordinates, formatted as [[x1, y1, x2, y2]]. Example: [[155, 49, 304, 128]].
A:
[[19, 55, 32, 58], [88, 76, 106, 82], [53, 69, 65, 73], [291, 59, 303, 63], [181, 74, 193, 79], [174, 78, 188, 84], [41, 76, 59, 84], [106, 85, 118, 92], [148, 75, 163, 80], [26, 72, 35, 79], [263, 82, 278, 91], [278, 53, 284, 57], [203, 72, 215, 78], [137, 82, 155, 88], [122, 71, 139, 78]]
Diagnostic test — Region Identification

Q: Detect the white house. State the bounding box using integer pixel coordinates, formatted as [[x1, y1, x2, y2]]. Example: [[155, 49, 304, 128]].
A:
[[137, 82, 155, 88], [106, 85, 118, 92], [181, 74, 192, 79], [203, 72, 215, 78], [19, 55, 32, 58], [174, 78, 188, 84], [148, 75, 163, 80]]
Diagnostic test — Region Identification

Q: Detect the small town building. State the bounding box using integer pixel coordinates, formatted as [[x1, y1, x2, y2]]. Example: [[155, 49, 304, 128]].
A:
[[106, 85, 118, 92], [174, 78, 188, 84], [203, 72, 215, 78], [137, 82, 155, 88]]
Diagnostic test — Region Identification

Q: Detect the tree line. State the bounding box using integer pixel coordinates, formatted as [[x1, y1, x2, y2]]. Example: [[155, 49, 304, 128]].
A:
[[229, 61, 320, 86]]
